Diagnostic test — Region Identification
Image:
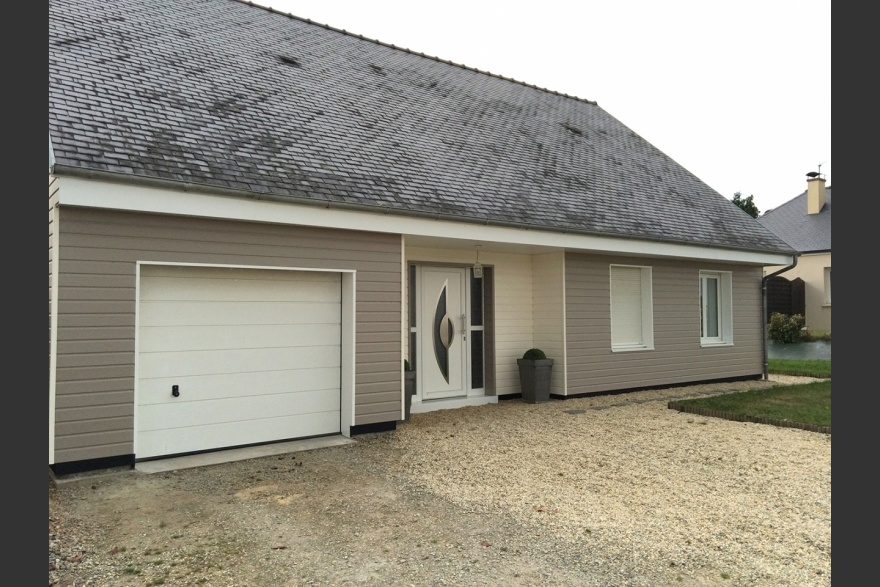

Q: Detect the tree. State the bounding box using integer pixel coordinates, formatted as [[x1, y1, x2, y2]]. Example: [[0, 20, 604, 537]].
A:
[[731, 192, 760, 218]]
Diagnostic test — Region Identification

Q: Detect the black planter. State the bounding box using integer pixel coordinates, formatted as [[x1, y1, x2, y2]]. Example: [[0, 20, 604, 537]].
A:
[[404, 370, 416, 420], [517, 358, 554, 403]]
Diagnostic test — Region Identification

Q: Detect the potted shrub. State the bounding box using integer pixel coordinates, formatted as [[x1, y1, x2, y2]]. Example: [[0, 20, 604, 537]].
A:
[[517, 348, 554, 403], [403, 360, 416, 420]]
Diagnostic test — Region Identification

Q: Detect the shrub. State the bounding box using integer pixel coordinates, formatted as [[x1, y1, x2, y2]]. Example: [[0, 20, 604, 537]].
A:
[[768, 313, 805, 343], [522, 348, 547, 360]]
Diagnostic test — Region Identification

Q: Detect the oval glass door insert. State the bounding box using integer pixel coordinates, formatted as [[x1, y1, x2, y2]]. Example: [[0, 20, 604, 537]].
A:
[[432, 285, 454, 383]]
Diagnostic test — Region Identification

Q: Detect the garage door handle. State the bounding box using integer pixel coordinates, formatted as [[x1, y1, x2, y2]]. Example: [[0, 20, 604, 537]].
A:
[[172, 385, 180, 397]]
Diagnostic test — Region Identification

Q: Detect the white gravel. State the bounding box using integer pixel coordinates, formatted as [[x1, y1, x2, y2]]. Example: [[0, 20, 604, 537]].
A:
[[390, 375, 831, 586], [50, 375, 830, 587]]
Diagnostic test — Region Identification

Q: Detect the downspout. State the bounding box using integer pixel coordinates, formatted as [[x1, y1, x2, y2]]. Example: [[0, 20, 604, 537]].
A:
[[762, 254, 799, 380]]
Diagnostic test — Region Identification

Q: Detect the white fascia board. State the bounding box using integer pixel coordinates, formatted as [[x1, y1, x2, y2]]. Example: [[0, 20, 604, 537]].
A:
[[49, 135, 56, 173], [57, 175, 793, 266], [49, 206, 60, 465]]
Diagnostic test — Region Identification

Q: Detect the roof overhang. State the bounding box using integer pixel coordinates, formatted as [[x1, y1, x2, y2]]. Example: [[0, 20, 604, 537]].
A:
[[52, 171, 794, 266]]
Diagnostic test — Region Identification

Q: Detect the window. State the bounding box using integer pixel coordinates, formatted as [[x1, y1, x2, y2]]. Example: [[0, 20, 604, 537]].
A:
[[824, 267, 831, 305], [470, 268, 484, 389], [610, 265, 653, 351], [700, 270, 733, 345]]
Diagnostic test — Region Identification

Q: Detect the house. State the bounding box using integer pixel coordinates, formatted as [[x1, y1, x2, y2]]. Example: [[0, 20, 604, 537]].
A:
[[49, 0, 795, 475], [758, 175, 831, 332]]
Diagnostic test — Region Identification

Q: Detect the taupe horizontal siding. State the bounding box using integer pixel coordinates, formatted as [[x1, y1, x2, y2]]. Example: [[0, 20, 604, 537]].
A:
[[357, 374, 402, 387], [55, 326, 135, 341], [565, 252, 763, 395], [57, 406, 133, 431], [357, 331, 403, 344], [56, 434, 132, 465], [53, 206, 401, 464], [356, 401, 402, 423], [55, 387, 133, 407], [356, 379, 402, 391]]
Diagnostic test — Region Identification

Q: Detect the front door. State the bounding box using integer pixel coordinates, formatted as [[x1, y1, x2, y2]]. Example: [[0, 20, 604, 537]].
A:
[[419, 267, 468, 399]]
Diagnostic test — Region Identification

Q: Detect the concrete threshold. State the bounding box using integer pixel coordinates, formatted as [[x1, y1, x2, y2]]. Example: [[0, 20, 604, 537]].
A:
[[136, 435, 356, 474]]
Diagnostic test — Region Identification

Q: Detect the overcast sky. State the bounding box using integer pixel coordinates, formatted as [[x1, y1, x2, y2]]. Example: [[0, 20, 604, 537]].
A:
[[257, 0, 831, 214]]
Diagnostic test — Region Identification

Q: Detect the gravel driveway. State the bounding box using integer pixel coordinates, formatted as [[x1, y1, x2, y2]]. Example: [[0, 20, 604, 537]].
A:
[[49, 376, 831, 587]]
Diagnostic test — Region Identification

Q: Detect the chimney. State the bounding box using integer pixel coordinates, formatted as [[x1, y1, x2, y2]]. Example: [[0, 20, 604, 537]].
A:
[[806, 171, 826, 214]]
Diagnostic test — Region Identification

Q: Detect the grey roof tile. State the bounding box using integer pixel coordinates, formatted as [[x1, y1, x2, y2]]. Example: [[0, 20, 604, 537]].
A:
[[49, 0, 794, 255], [758, 186, 831, 253]]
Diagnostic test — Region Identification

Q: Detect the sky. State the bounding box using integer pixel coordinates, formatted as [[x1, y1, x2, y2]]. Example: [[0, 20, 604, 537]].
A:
[[255, 0, 830, 214]]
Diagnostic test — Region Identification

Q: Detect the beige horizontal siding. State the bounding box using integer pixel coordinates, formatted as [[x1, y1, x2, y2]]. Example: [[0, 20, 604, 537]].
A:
[[565, 252, 763, 395], [53, 206, 401, 465], [356, 401, 402, 423]]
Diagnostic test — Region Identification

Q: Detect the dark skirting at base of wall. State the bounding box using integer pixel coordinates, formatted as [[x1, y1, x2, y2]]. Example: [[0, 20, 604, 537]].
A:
[[551, 374, 764, 400], [350, 421, 397, 435], [50, 454, 135, 478]]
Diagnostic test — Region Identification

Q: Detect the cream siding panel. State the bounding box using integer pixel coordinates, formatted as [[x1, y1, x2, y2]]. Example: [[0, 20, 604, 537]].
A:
[[405, 247, 536, 396], [565, 252, 763, 395], [493, 259, 536, 394], [52, 206, 400, 465], [532, 252, 566, 395]]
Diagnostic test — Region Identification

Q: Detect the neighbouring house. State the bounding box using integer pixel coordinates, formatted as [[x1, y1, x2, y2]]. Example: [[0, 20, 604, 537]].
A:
[[49, 0, 796, 474], [758, 174, 831, 333]]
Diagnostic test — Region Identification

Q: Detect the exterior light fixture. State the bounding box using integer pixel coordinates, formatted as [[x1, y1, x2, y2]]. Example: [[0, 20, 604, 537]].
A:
[[473, 245, 483, 278]]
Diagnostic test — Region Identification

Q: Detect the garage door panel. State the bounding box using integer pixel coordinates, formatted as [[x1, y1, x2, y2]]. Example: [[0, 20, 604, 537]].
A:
[[138, 387, 341, 431], [137, 266, 342, 460], [138, 323, 341, 353], [138, 367, 341, 405], [140, 272, 341, 302], [140, 344, 340, 379], [138, 410, 341, 458], [139, 300, 341, 327]]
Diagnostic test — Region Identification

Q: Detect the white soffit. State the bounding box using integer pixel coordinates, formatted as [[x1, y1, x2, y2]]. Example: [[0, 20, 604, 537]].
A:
[[57, 176, 792, 266]]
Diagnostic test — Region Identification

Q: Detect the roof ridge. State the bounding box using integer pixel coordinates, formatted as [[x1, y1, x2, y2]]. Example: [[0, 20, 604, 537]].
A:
[[239, 0, 599, 107]]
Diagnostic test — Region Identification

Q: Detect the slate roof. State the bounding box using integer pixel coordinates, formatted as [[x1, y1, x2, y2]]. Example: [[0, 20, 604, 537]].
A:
[[48, 0, 794, 255], [758, 186, 831, 253]]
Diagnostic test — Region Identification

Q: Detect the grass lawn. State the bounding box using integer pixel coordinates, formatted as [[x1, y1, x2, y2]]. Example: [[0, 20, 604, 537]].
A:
[[671, 358, 831, 430], [768, 358, 831, 378]]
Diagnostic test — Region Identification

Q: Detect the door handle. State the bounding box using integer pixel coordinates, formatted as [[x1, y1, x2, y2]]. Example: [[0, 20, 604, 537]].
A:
[[461, 314, 467, 342]]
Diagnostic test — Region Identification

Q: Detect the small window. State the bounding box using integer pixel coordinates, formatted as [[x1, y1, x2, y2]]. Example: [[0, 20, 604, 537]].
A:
[[610, 265, 654, 351], [470, 268, 485, 389], [700, 270, 733, 345], [824, 267, 831, 305]]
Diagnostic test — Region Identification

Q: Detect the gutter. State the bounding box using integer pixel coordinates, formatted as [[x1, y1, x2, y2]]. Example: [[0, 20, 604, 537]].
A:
[[761, 254, 799, 380]]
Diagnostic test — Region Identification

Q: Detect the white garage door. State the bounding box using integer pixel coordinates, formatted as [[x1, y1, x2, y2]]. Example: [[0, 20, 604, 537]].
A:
[[137, 265, 342, 460]]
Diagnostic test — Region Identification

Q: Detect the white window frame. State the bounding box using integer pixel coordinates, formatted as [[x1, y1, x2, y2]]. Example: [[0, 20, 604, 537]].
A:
[[699, 270, 733, 346], [609, 264, 654, 351], [823, 267, 831, 306]]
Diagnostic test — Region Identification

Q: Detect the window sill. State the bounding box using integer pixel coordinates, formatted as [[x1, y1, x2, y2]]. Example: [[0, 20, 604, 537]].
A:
[[700, 341, 733, 348], [612, 345, 655, 353]]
